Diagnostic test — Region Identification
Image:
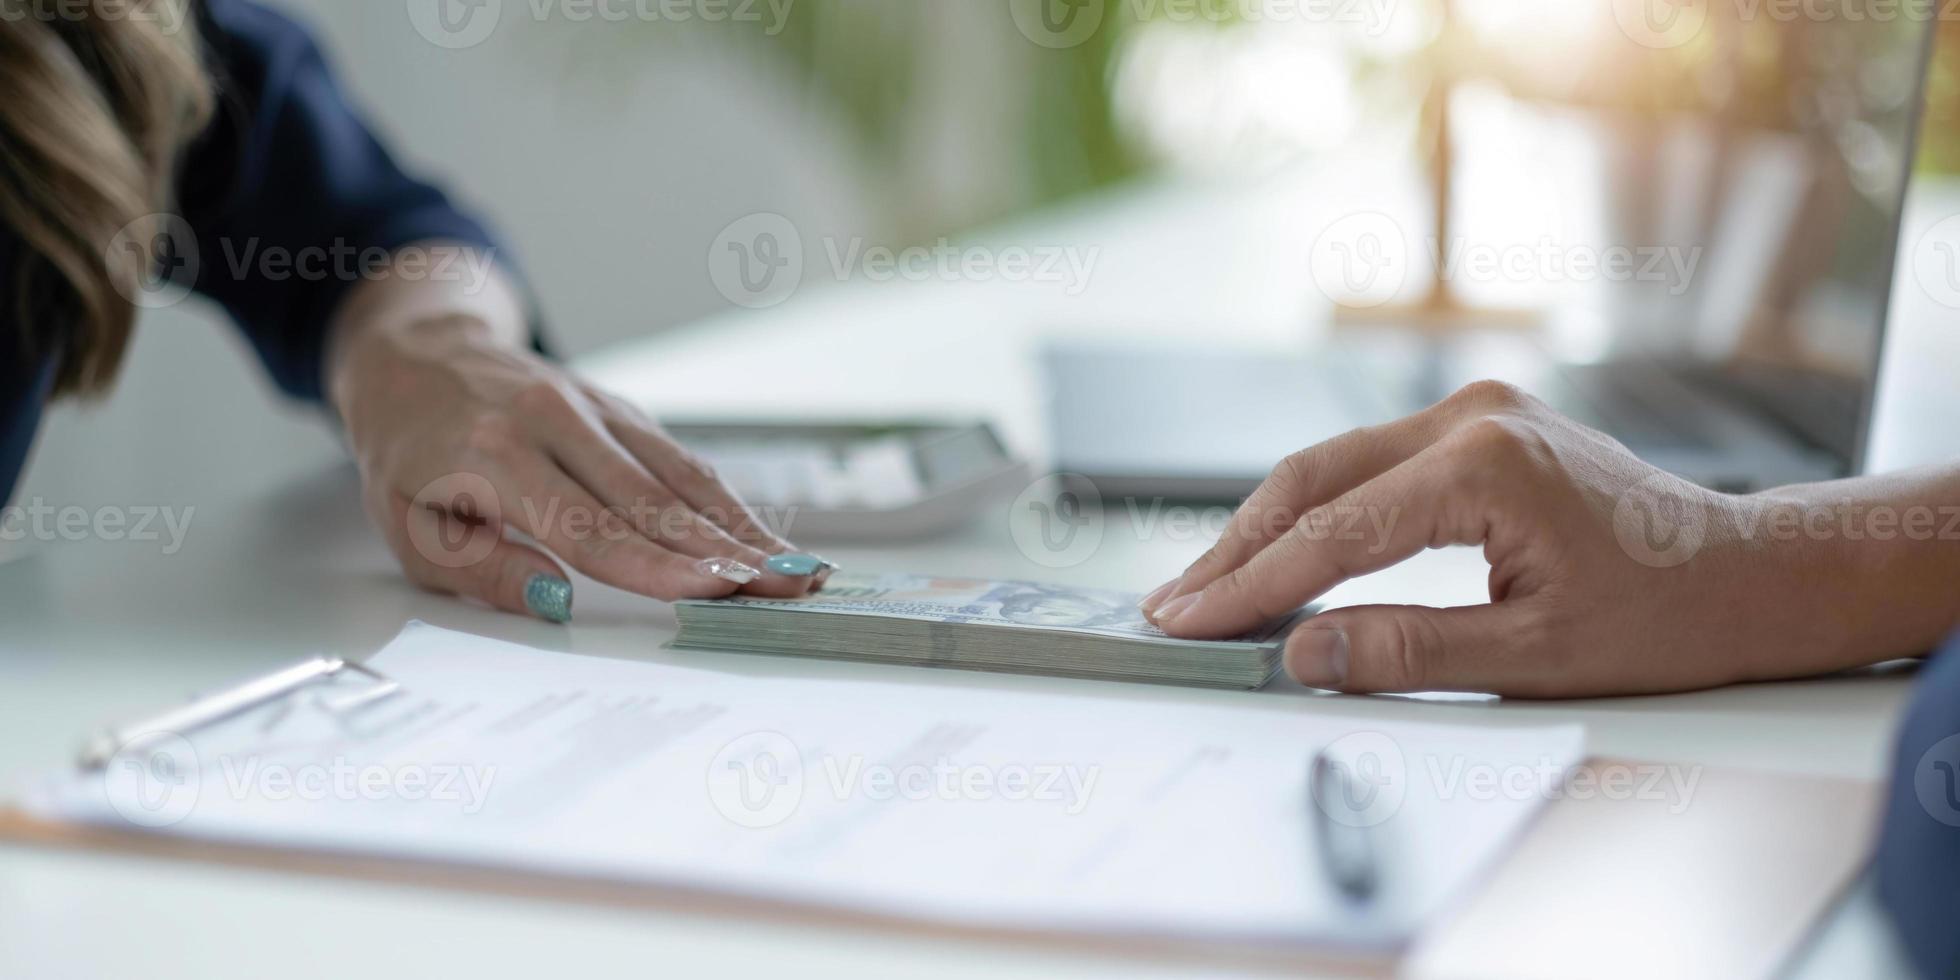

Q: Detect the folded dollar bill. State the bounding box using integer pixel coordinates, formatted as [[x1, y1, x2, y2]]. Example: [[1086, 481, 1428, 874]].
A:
[[672, 572, 1307, 689]]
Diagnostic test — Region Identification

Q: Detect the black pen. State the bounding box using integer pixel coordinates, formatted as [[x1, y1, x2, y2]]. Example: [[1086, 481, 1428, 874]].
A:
[[1310, 749, 1380, 903]]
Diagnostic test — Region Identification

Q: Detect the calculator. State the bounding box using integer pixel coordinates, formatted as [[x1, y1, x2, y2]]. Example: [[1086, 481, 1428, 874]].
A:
[[662, 420, 1030, 540]]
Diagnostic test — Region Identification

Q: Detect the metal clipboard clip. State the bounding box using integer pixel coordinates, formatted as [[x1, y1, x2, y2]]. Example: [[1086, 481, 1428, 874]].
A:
[[78, 658, 400, 771]]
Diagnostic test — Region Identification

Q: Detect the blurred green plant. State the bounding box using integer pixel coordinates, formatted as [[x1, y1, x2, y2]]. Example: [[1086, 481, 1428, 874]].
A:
[[688, 2, 1151, 235]]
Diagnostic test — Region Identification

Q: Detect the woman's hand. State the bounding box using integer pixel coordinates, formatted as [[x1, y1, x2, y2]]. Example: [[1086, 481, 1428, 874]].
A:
[[326, 247, 825, 623], [1141, 381, 1955, 698]]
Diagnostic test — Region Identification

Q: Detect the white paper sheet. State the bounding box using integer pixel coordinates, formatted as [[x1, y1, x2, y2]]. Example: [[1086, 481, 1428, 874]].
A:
[[24, 623, 1584, 948]]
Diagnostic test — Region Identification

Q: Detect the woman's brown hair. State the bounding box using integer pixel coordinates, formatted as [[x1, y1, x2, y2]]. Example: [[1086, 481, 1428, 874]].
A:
[[0, 0, 211, 397]]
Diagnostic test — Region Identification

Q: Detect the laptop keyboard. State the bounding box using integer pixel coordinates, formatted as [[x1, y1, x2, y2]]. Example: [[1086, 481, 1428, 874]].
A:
[[1558, 362, 1720, 453]]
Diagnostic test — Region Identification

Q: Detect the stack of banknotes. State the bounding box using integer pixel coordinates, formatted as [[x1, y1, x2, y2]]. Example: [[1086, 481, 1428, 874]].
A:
[[672, 572, 1307, 689]]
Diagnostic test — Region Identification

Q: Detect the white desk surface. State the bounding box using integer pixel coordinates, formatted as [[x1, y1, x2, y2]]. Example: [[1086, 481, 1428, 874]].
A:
[[4, 171, 1952, 979]]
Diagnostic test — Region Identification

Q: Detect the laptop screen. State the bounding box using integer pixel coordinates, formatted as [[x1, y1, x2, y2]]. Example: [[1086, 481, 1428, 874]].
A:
[[1593, 14, 1935, 472]]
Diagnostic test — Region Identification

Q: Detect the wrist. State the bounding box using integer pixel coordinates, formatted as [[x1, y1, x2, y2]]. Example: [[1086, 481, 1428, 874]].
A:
[[324, 246, 528, 422], [328, 311, 503, 418], [1728, 485, 1957, 678]]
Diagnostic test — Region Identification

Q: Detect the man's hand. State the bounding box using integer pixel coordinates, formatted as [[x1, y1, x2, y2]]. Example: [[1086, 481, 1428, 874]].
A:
[[1142, 381, 1950, 698]]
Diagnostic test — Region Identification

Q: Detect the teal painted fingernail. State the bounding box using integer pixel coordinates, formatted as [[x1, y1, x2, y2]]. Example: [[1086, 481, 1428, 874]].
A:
[[524, 574, 573, 623], [765, 553, 829, 577]]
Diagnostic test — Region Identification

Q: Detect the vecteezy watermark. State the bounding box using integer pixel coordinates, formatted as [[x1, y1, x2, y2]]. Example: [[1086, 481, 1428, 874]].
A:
[[1731, 500, 1960, 543], [1008, 0, 1400, 49], [406, 0, 797, 50], [0, 0, 190, 33], [707, 731, 1103, 829], [1611, 0, 1710, 49], [1008, 474, 1108, 570], [1613, 474, 1710, 569], [1430, 756, 1702, 815], [708, 211, 1101, 309], [1912, 732, 1960, 827], [1613, 0, 1960, 49], [1313, 731, 1703, 827], [1612, 481, 1960, 568], [1007, 474, 1401, 570], [1434, 237, 1702, 297], [104, 214, 499, 310], [0, 499, 195, 555], [106, 213, 199, 310], [102, 731, 201, 828], [1308, 212, 1704, 310], [101, 732, 499, 829], [403, 472, 803, 569], [1311, 731, 1409, 827], [215, 756, 498, 814], [1309, 212, 1412, 310], [1909, 212, 1960, 309]]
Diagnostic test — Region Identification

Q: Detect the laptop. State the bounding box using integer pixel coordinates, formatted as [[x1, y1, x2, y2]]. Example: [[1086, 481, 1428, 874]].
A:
[[1048, 18, 1935, 501]]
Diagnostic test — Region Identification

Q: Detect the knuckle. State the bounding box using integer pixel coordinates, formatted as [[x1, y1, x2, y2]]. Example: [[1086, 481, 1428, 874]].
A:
[[464, 413, 522, 458], [1451, 379, 1527, 412], [512, 380, 577, 420], [566, 511, 636, 566], [677, 450, 721, 486], [1268, 450, 1315, 496], [598, 389, 653, 425], [1457, 414, 1524, 452], [1217, 562, 1260, 605], [573, 533, 617, 567], [1381, 612, 1438, 690], [1448, 414, 1545, 469], [615, 471, 676, 513], [1223, 561, 1286, 622], [1181, 547, 1223, 581], [595, 507, 638, 542], [486, 555, 533, 603], [1291, 507, 1354, 576]]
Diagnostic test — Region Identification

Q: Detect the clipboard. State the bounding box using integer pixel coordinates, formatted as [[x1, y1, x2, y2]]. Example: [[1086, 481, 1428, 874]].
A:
[[72, 656, 399, 771], [0, 654, 1395, 978], [0, 656, 1883, 980]]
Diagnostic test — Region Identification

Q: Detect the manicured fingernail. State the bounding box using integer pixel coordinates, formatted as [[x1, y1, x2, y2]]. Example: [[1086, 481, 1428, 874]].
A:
[[1138, 580, 1178, 615], [1152, 591, 1202, 625], [524, 574, 573, 624], [1289, 627, 1349, 688], [697, 558, 761, 585], [765, 553, 830, 577]]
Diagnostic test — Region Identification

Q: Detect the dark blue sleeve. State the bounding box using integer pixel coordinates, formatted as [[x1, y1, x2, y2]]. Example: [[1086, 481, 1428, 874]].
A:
[[1876, 631, 1960, 978], [176, 0, 516, 402]]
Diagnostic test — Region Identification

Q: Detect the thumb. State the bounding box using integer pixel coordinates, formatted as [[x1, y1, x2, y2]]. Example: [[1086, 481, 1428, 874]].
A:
[[1285, 603, 1537, 695], [386, 492, 576, 623]]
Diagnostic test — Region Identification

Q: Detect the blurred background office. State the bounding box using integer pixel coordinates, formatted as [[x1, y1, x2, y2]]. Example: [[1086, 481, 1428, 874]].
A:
[[18, 0, 1960, 514]]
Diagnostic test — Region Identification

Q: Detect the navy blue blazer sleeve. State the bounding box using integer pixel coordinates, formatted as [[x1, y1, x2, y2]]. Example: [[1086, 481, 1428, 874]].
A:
[[179, 0, 513, 402]]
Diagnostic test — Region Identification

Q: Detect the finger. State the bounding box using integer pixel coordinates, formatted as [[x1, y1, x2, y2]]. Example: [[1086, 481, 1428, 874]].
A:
[[548, 426, 813, 596], [1283, 603, 1544, 695], [1143, 382, 1521, 616], [491, 450, 754, 602], [1143, 423, 1431, 615], [582, 421, 820, 599], [519, 388, 814, 597], [1154, 422, 1503, 639], [600, 407, 798, 554], [381, 492, 576, 622], [588, 392, 834, 596]]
